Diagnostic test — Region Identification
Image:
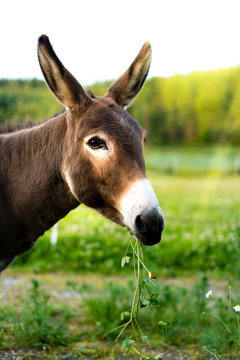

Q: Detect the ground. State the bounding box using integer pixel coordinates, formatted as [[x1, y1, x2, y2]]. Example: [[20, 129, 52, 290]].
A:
[[1, 270, 238, 360]]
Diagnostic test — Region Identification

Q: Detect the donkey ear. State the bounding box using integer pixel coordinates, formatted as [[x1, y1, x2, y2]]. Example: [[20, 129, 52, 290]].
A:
[[38, 35, 92, 111], [106, 42, 151, 107]]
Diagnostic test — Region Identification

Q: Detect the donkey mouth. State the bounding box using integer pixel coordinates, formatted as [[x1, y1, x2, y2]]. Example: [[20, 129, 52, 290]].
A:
[[135, 234, 162, 246], [133, 211, 165, 246], [120, 178, 165, 246]]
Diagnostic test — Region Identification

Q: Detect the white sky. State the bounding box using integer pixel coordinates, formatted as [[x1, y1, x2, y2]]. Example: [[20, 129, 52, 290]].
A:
[[1, 0, 240, 85]]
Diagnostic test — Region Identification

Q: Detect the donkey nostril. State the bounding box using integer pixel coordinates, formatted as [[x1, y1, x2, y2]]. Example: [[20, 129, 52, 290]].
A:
[[134, 211, 165, 245], [135, 215, 147, 234]]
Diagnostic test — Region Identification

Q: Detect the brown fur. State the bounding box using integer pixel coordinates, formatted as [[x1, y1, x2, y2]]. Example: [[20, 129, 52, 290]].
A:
[[0, 36, 153, 272]]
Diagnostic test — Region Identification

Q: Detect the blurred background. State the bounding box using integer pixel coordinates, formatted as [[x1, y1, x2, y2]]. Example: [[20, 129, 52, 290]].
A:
[[1, 1, 240, 359]]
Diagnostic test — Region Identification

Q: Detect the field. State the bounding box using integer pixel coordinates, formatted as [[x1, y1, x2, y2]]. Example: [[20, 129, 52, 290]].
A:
[[1, 146, 240, 359]]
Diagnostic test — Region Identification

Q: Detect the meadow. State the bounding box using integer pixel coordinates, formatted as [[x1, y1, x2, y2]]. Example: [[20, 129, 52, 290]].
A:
[[1, 146, 240, 359]]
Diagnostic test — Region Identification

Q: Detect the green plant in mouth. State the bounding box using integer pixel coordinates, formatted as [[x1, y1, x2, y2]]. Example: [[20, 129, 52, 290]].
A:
[[109, 234, 165, 360]]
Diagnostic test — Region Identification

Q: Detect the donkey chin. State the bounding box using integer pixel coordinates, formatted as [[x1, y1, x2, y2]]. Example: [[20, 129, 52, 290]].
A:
[[120, 178, 165, 246]]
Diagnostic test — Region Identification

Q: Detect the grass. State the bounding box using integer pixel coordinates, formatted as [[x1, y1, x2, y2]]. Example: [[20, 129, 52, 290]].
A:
[[12, 279, 73, 347], [0, 272, 240, 359], [144, 146, 240, 175]]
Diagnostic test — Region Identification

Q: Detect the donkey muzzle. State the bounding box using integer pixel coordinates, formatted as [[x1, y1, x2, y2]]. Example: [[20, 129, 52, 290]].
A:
[[135, 209, 165, 245], [120, 178, 165, 246]]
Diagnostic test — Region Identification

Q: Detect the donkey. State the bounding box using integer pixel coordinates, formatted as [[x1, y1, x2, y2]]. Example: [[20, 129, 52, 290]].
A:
[[0, 35, 165, 272]]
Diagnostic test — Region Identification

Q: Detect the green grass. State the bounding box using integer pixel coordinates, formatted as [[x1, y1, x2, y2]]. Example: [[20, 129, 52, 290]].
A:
[[13, 279, 73, 347], [1, 274, 240, 359], [145, 146, 240, 175]]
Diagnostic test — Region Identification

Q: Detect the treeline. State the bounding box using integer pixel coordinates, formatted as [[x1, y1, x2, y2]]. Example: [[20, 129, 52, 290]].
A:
[[1, 66, 240, 144], [0, 79, 62, 125], [129, 67, 240, 145]]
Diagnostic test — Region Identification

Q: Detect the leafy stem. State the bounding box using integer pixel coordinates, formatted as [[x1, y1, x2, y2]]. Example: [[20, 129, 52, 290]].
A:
[[114, 236, 160, 358]]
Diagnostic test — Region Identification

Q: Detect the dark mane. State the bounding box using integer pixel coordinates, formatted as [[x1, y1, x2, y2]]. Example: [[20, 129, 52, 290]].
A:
[[0, 108, 66, 134]]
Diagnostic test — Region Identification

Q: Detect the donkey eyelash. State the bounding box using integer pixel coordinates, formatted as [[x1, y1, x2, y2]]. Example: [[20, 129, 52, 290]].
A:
[[87, 136, 108, 150]]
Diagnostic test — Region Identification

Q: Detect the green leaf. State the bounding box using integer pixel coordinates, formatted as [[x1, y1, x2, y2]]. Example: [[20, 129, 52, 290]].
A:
[[158, 320, 169, 328], [150, 293, 159, 300], [120, 311, 131, 321], [149, 296, 159, 306], [122, 337, 135, 350], [150, 299, 159, 305], [140, 296, 150, 308], [31, 278, 40, 290], [158, 321, 169, 336], [141, 276, 157, 288], [142, 335, 149, 344], [121, 256, 131, 268]]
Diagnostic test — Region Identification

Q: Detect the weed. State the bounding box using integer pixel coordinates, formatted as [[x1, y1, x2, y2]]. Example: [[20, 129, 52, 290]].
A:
[[67, 279, 133, 338], [12, 279, 73, 348], [201, 287, 240, 358], [1, 273, 240, 358], [0, 330, 5, 348]]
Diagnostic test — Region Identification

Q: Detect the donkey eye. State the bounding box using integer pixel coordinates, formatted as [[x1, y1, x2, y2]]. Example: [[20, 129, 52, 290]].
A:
[[87, 136, 108, 150]]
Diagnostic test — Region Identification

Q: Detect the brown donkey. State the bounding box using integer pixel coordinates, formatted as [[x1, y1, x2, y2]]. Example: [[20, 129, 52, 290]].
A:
[[0, 35, 165, 272]]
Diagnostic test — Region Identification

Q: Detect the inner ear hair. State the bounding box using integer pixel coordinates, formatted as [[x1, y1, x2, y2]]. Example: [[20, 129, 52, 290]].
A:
[[106, 42, 152, 107], [38, 35, 92, 111]]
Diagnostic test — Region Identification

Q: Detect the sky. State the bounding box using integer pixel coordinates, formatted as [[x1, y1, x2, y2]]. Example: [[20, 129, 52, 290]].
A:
[[1, 0, 240, 86]]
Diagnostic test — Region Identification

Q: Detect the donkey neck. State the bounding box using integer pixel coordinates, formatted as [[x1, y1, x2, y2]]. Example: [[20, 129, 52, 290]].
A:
[[0, 112, 79, 247]]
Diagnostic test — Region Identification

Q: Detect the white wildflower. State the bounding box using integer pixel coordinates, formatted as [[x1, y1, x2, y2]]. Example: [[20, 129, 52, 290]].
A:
[[233, 304, 240, 312], [205, 290, 212, 299]]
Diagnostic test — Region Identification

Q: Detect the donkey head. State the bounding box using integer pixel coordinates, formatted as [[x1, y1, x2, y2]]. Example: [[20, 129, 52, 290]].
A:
[[38, 35, 165, 246]]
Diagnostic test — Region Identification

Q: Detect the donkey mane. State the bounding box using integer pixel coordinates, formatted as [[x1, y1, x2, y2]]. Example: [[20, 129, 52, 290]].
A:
[[0, 109, 66, 135], [0, 89, 97, 135]]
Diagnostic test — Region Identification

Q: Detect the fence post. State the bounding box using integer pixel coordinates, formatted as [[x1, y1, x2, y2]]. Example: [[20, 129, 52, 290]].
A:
[[50, 223, 59, 246]]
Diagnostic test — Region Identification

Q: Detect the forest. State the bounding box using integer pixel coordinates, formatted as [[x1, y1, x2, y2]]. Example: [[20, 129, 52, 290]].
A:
[[1, 64, 240, 145]]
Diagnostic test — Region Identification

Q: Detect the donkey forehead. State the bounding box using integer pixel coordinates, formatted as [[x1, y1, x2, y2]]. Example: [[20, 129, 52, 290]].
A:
[[76, 97, 143, 142]]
